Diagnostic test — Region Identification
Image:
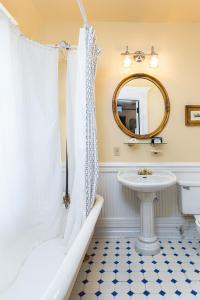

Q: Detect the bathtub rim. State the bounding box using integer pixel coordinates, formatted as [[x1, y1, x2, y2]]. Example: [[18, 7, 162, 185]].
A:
[[41, 194, 104, 300]]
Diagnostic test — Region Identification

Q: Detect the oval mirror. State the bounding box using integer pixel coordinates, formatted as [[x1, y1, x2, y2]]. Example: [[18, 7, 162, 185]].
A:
[[112, 73, 170, 139]]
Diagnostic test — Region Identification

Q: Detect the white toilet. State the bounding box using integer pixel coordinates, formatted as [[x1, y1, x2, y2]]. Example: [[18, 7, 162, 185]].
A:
[[195, 215, 200, 235], [178, 182, 200, 235]]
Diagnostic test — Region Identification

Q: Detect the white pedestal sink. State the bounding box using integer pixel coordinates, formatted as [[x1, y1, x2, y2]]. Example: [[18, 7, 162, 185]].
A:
[[117, 170, 176, 255]]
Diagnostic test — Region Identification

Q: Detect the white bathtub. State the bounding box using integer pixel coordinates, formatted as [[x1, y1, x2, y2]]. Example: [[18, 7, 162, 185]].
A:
[[1, 195, 104, 300]]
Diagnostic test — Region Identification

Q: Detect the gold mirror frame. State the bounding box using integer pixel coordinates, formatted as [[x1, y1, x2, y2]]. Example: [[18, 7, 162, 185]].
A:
[[112, 73, 170, 139]]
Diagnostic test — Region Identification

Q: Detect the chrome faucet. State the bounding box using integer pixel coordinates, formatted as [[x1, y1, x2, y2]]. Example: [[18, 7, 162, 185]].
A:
[[138, 168, 153, 176]]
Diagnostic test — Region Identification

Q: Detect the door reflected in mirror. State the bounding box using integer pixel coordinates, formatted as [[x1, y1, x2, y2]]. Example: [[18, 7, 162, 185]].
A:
[[113, 74, 170, 139]]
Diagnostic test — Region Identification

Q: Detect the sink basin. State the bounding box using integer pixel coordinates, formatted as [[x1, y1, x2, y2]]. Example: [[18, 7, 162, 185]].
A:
[[117, 170, 177, 255], [117, 171, 176, 193]]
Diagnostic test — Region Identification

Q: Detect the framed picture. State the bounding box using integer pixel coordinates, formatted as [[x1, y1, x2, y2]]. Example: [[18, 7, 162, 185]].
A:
[[185, 105, 200, 126]]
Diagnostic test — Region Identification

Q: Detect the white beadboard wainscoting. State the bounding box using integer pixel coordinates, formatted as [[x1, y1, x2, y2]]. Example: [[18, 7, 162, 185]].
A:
[[95, 163, 200, 238], [61, 162, 200, 238]]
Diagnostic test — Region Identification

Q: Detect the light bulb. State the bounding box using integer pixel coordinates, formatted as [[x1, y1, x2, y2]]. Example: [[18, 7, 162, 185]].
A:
[[121, 46, 132, 68], [150, 54, 159, 68], [150, 46, 159, 68], [123, 54, 132, 68]]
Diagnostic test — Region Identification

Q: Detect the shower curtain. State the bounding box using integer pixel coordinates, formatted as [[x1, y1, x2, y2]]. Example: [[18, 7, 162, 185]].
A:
[[0, 11, 63, 292], [65, 26, 99, 244]]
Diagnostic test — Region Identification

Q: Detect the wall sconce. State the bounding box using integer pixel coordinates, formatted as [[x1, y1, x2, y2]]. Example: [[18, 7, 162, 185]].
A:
[[121, 46, 159, 68]]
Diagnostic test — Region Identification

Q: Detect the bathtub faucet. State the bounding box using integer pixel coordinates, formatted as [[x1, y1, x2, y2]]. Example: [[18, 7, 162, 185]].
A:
[[63, 193, 70, 208]]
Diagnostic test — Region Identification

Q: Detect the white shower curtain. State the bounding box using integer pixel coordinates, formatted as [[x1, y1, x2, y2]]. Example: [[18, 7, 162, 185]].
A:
[[0, 12, 63, 292], [65, 26, 99, 244]]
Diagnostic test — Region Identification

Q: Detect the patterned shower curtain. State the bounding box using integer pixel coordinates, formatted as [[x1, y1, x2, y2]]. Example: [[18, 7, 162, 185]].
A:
[[64, 25, 99, 244], [85, 26, 99, 216]]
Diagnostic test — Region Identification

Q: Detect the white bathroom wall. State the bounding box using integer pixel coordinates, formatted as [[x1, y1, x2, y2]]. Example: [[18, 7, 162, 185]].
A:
[[62, 162, 199, 238], [95, 163, 200, 238]]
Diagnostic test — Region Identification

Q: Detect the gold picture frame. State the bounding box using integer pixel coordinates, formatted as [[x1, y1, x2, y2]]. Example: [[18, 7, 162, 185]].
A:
[[185, 105, 200, 126]]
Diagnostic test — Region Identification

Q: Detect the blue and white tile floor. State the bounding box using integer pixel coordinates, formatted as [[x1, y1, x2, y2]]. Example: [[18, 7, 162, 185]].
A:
[[70, 238, 200, 300]]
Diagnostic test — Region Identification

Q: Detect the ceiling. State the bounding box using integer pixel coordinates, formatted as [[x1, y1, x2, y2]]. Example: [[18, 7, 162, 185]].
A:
[[2, 0, 200, 24]]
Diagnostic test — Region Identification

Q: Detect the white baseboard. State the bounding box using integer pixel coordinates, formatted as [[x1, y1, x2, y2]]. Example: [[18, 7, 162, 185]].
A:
[[94, 216, 196, 239]]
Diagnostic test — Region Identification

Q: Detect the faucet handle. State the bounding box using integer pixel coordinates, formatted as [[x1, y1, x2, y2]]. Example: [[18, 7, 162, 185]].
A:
[[147, 169, 153, 175]]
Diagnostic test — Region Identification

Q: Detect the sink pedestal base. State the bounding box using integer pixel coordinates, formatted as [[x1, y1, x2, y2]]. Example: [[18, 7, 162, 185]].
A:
[[135, 192, 160, 256]]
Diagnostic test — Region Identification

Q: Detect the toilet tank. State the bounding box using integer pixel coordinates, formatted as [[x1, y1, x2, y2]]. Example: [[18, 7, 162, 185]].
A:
[[178, 173, 200, 214]]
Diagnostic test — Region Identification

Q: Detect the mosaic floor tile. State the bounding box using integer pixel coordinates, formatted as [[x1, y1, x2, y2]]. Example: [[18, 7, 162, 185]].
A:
[[69, 238, 200, 300], [84, 282, 99, 294], [145, 282, 161, 293], [131, 281, 146, 293]]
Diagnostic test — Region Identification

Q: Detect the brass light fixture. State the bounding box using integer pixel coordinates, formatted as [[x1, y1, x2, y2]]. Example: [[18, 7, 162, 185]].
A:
[[121, 46, 159, 68]]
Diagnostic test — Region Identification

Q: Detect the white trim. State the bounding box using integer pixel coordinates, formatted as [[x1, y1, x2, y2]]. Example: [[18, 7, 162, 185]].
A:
[[98, 162, 200, 167], [94, 216, 196, 239], [98, 162, 200, 173], [62, 162, 200, 168]]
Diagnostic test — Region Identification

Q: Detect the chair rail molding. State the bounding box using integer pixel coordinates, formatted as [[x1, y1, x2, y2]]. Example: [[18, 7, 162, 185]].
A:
[[98, 162, 200, 173]]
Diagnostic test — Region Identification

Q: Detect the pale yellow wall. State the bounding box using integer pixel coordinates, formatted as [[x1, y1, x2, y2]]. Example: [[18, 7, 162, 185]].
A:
[[38, 21, 200, 162], [2, 13, 200, 162], [93, 22, 200, 162]]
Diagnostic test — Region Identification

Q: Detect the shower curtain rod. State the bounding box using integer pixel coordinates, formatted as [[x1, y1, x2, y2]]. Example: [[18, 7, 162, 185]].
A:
[[0, 1, 89, 27], [57, 0, 91, 50], [58, 0, 90, 50], [56, 41, 77, 50], [0, 4, 77, 50], [0, 3, 18, 25], [76, 0, 89, 25], [0, 2, 89, 50]]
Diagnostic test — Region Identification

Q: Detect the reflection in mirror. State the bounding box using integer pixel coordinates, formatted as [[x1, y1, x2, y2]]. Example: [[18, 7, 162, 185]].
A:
[[113, 74, 170, 139], [117, 79, 165, 135]]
